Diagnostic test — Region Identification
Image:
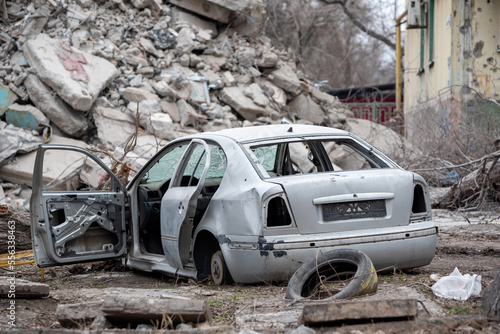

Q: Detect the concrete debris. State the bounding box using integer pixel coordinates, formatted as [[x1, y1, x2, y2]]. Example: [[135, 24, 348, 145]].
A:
[[0, 276, 50, 298], [0, 121, 43, 167], [0, 135, 87, 189], [0, 83, 17, 115], [0, 0, 404, 212], [56, 301, 104, 327], [23, 34, 119, 111], [93, 106, 136, 148], [300, 299, 418, 327], [101, 295, 212, 327], [24, 74, 88, 137], [5, 103, 50, 132], [288, 94, 325, 125]]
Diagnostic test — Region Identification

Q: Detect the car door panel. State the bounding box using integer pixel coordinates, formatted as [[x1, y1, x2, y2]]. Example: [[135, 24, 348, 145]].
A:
[[160, 139, 211, 269], [30, 145, 127, 267]]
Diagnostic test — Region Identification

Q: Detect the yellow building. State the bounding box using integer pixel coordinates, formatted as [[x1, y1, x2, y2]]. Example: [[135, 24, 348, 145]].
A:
[[404, 0, 500, 142]]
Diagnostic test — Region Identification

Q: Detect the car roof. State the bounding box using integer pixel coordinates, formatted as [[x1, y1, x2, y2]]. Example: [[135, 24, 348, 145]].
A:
[[199, 124, 349, 143]]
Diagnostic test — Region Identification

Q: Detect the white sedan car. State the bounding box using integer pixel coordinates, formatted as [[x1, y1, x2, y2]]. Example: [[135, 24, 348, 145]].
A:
[[31, 124, 437, 284]]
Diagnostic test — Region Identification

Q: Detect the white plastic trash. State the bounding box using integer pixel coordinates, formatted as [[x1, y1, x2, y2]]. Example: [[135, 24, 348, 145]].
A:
[[431, 267, 482, 301]]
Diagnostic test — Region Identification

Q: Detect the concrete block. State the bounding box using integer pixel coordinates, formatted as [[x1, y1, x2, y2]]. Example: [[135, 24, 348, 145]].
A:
[[146, 112, 174, 140], [93, 106, 137, 148], [268, 62, 302, 96], [56, 301, 103, 327], [300, 299, 418, 326], [220, 86, 269, 121], [123, 87, 160, 104], [24, 74, 88, 138], [168, 0, 230, 23], [171, 7, 217, 38], [0, 82, 17, 116], [80, 155, 112, 188], [288, 94, 325, 124], [0, 276, 50, 298], [5, 103, 50, 131], [101, 295, 212, 327], [0, 135, 86, 189], [24, 34, 119, 112]]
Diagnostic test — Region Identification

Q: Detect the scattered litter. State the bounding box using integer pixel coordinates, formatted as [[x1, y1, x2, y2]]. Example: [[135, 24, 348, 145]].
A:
[[431, 267, 481, 301]]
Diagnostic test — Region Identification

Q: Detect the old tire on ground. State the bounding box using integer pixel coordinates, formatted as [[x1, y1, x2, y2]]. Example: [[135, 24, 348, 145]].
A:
[[210, 250, 233, 285], [286, 248, 378, 300]]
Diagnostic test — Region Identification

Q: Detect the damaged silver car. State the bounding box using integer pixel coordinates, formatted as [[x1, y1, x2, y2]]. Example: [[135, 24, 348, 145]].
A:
[[31, 124, 437, 284]]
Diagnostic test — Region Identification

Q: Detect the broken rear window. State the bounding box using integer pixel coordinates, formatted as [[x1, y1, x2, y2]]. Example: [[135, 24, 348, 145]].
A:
[[248, 138, 389, 178]]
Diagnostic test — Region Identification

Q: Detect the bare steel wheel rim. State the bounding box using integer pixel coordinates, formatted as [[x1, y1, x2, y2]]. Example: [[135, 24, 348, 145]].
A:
[[211, 251, 224, 285]]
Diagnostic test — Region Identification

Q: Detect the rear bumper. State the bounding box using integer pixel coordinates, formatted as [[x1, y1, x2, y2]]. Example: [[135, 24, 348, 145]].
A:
[[222, 225, 437, 283]]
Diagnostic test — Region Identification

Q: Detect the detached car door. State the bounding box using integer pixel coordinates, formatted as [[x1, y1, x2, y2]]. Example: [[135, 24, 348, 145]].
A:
[[160, 139, 211, 269], [30, 145, 128, 267]]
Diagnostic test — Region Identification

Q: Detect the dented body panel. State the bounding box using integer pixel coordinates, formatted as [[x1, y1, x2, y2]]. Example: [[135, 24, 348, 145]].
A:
[[31, 124, 437, 283]]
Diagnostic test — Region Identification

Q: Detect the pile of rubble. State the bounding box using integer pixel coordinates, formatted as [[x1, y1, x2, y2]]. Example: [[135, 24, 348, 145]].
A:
[[0, 0, 371, 210]]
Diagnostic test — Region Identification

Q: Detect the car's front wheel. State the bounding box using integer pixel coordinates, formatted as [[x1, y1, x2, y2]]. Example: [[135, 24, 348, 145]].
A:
[[211, 250, 233, 285]]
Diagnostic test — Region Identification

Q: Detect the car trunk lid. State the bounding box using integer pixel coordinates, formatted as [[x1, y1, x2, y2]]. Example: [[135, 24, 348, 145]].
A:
[[267, 168, 414, 234]]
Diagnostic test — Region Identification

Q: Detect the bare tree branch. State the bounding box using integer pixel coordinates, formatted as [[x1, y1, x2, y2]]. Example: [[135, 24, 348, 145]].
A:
[[319, 0, 396, 50]]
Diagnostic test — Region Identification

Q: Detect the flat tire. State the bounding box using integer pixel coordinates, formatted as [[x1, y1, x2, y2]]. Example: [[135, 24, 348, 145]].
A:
[[286, 248, 378, 300]]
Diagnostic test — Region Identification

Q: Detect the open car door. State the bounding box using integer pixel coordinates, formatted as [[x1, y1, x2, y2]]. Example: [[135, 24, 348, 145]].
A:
[[160, 139, 211, 269], [30, 145, 128, 267]]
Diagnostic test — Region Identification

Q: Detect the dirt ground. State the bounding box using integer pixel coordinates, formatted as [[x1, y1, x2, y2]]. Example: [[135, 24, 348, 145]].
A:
[[0, 207, 499, 333]]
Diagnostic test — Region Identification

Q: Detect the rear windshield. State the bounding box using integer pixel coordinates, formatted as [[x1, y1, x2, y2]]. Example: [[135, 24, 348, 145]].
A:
[[248, 138, 391, 177]]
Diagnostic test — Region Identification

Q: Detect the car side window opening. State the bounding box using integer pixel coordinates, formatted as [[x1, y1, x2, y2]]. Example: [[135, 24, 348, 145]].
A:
[[137, 142, 227, 255], [251, 139, 386, 178]]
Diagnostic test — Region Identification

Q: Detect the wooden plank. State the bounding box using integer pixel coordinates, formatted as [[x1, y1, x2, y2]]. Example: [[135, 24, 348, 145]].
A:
[[167, 0, 230, 23], [301, 299, 418, 326]]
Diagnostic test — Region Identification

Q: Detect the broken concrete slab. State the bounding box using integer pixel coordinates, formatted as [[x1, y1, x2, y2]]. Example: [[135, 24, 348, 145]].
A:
[[160, 100, 180, 123], [24, 74, 88, 138], [267, 62, 302, 96], [123, 87, 160, 104], [133, 134, 168, 159], [0, 135, 87, 188], [171, 7, 218, 38], [175, 27, 197, 56], [101, 295, 212, 327], [0, 122, 43, 167], [139, 37, 163, 58], [80, 156, 112, 188], [244, 83, 269, 108], [93, 106, 137, 148], [220, 86, 269, 121], [23, 34, 119, 112], [176, 98, 199, 128], [56, 301, 103, 327], [300, 299, 418, 326], [145, 112, 174, 140], [0, 82, 17, 116], [5, 103, 50, 131], [256, 52, 279, 68], [127, 99, 163, 131], [168, 0, 231, 23], [237, 47, 256, 68], [21, 5, 51, 40], [66, 4, 93, 30], [288, 94, 325, 124], [0, 276, 50, 298]]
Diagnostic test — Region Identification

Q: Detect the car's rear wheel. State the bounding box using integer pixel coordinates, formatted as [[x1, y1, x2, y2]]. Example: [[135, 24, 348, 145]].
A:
[[210, 250, 233, 285], [286, 248, 378, 300]]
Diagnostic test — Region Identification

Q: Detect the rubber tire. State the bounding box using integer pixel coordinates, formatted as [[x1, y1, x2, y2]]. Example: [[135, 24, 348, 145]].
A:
[[286, 248, 378, 300], [210, 250, 234, 285]]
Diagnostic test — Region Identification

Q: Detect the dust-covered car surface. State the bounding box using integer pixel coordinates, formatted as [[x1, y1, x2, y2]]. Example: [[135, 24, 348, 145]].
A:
[[30, 124, 437, 284]]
